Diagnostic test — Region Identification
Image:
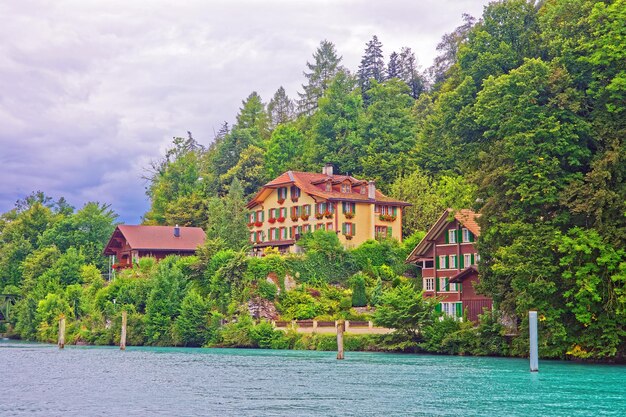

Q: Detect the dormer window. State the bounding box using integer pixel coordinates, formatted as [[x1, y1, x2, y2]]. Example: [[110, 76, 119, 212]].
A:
[[360, 186, 366, 195], [341, 183, 351, 193], [325, 181, 332, 192]]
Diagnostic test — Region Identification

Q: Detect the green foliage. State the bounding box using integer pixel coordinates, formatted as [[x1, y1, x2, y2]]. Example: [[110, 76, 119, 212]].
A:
[[175, 289, 210, 347], [350, 273, 367, 307], [36, 293, 70, 342], [374, 283, 437, 348], [257, 280, 278, 301]]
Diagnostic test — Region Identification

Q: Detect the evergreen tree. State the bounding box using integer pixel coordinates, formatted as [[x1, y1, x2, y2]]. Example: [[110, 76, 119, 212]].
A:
[[235, 92, 269, 139], [387, 51, 401, 79], [298, 40, 343, 115], [358, 35, 386, 101], [428, 13, 476, 85], [264, 124, 304, 178], [399, 47, 425, 99], [267, 86, 295, 128], [175, 289, 210, 347]]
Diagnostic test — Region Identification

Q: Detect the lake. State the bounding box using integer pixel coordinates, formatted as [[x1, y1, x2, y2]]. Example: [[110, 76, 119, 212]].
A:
[[1, 340, 625, 416]]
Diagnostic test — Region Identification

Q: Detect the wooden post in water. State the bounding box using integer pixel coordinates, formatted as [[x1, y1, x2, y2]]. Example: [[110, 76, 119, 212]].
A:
[[337, 320, 345, 360], [529, 310, 538, 372], [120, 310, 127, 350], [58, 316, 65, 349]]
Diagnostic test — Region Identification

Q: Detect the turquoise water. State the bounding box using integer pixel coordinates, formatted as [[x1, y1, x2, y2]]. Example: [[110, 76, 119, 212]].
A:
[[1, 341, 625, 416]]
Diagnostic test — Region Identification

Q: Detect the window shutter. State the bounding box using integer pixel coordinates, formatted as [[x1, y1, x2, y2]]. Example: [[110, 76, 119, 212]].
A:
[[342, 223, 346, 234], [460, 255, 464, 269], [445, 231, 449, 244], [471, 254, 475, 265], [469, 232, 474, 242], [352, 223, 356, 235], [261, 211, 265, 221], [435, 278, 440, 292], [352, 203, 356, 214], [444, 278, 449, 291], [393, 207, 397, 216], [459, 283, 463, 292], [455, 303, 463, 317], [436, 256, 440, 270], [435, 303, 441, 313], [457, 229, 461, 243], [289, 227, 292, 238], [342, 202, 346, 212]]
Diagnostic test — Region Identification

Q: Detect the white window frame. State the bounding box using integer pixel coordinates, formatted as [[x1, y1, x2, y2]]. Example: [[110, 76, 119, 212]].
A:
[[464, 254, 472, 267], [439, 255, 447, 269], [424, 277, 435, 291], [450, 254, 457, 269], [439, 277, 447, 291], [462, 228, 470, 243], [476, 253, 480, 263], [448, 229, 457, 243]]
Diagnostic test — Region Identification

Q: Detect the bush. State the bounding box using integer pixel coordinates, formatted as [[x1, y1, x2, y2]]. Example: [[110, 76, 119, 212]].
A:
[[350, 273, 367, 307], [250, 320, 289, 349], [257, 280, 278, 301]]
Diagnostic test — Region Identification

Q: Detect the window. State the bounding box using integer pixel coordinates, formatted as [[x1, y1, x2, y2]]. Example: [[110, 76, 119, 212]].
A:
[[360, 186, 366, 195], [448, 229, 457, 243], [462, 228, 470, 243], [280, 207, 287, 218], [475, 253, 480, 263], [449, 255, 457, 269], [374, 205, 381, 213], [304, 205, 311, 215], [249, 213, 255, 223], [375, 225, 391, 239], [325, 181, 332, 192], [290, 186, 300, 200], [440, 302, 462, 318], [327, 222, 333, 231], [342, 202, 355, 214], [303, 224, 311, 233], [277, 187, 287, 201], [464, 254, 472, 267], [341, 183, 351, 193], [280, 227, 287, 240], [342, 222, 354, 235], [424, 278, 435, 291], [439, 255, 447, 269], [316, 223, 325, 231]]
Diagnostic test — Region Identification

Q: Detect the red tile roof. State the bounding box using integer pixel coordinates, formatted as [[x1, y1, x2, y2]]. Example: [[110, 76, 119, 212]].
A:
[[406, 209, 481, 263], [248, 170, 409, 208], [104, 225, 206, 253]]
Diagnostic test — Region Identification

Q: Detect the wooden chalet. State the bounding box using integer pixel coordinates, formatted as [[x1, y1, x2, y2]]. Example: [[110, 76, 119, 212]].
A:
[[103, 225, 206, 270], [406, 209, 492, 321]]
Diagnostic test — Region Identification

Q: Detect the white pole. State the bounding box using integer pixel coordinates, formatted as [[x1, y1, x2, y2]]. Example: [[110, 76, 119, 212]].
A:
[[529, 310, 538, 372]]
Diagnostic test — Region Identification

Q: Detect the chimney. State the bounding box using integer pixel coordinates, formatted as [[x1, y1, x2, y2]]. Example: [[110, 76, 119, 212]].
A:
[[368, 181, 376, 199], [323, 163, 333, 176], [174, 224, 180, 238]]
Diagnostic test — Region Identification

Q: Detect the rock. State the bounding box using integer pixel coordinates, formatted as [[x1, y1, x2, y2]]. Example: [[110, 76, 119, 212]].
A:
[[284, 274, 297, 292], [247, 297, 279, 321]]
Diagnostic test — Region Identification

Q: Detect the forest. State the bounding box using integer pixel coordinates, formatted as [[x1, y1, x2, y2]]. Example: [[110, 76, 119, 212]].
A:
[[1, 0, 624, 360]]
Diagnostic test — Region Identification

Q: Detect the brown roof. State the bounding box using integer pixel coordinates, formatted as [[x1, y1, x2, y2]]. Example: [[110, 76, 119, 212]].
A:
[[406, 209, 481, 263], [449, 266, 478, 283], [248, 170, 410, 208], [103, 225, 206, 254]]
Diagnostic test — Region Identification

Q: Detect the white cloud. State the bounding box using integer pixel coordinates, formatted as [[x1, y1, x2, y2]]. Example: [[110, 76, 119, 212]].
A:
[[0, 0, 489, 223]]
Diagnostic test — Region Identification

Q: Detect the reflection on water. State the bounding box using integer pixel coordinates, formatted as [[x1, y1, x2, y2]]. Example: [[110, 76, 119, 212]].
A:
[[1, 341, 625, 416]]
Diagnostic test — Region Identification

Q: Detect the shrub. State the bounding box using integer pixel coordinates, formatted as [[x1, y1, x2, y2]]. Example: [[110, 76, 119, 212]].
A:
[[257, 280, 278, 301], [350, 273, 367, 307]]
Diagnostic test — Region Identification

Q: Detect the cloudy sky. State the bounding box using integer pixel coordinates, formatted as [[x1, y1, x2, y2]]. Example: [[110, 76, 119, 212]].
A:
[[0, 0, 490, 223]]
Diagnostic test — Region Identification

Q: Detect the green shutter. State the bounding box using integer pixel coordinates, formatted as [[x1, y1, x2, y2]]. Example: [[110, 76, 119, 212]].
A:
[[445, 231, 449, 244], [459, 283, 463, 292], [460, 254, 464, 269], [352, 223, 356, 235], [469, 232, 474, 242], [435, 303, 442, 313], [393, 207, 398, 216], [342, 202, 346, 212], [289, 227, 292, 238], [261, 211, 265, 221], [342, 223, 346, 234], [435, 278, 440, 291], [436, 256, 440, 269], [444, 278, 449, 291], [352, 203, 356, 214], [455, 303, 463, 317], [471, 254, 475, 265]]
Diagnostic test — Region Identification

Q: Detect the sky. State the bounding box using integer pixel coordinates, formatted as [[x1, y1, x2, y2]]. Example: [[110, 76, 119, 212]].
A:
[[0, 0, 491, 224]]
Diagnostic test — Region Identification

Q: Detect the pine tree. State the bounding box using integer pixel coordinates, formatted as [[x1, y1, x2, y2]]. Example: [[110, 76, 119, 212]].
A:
[[298, 40, 343, 115], [399, 47, 425, 99], [267, 86, 295, 129], [235, 92, 269, 139], [358, 35, 386, 101], [387, 51, 400, 79]]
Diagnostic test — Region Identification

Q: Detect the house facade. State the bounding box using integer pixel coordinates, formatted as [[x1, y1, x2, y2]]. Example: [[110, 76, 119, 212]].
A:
[[103, 225, 206, 271], [406, 209, 492, 321], [246, 165, 409, 253]]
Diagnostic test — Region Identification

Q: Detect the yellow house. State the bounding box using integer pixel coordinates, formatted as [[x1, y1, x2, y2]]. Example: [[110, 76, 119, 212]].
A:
[[246, 164, 410, 253]]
